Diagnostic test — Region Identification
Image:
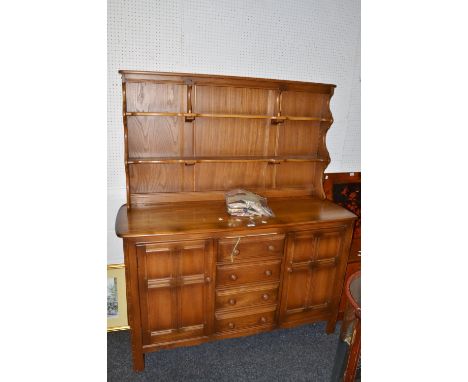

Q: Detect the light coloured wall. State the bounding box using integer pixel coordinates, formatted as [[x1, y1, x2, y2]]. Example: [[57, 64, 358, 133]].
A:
[[108, 0, 361, 263]]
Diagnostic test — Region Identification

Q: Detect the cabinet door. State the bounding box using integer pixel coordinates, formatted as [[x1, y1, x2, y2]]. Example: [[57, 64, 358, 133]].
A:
[[279, 227, 348, 325], [137, 239, 214, 345]]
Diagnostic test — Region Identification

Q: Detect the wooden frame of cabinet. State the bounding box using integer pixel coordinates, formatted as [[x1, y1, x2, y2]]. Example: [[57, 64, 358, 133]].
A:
[[115, 71, 357, 371]]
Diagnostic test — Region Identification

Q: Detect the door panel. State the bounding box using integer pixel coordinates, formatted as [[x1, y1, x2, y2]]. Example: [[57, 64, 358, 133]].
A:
[[283, 269, 309, 311], [179, 283, 204, 328], [289, 233, 317, 262], [315, 231, 343, 260], [280, 227, 346, 324], [147, 288, 174, 333], [307, 266, 338, 307], [143, 245, 173, 279], [137, 239, 214, 345], [179, 242, 206, 276]]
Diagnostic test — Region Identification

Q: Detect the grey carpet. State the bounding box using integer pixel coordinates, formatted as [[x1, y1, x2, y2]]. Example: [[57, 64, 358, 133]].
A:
[[108, 322, 340, 382]]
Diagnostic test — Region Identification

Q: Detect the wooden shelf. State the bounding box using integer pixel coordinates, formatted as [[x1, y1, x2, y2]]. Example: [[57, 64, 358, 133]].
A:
[[127, 156, 329, 165], [121, 71, 335, 205], [125, 111, 331, 122]]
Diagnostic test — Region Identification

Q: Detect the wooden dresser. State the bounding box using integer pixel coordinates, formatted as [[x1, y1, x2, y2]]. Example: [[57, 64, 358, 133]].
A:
[[115, 70, 357, 371]]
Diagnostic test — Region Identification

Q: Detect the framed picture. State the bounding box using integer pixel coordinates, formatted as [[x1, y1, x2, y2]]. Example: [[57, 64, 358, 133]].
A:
[[107, 264, 129, 331]]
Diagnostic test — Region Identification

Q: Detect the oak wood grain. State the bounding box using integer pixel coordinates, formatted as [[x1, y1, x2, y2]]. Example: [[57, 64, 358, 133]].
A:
[[194, 162, 270, 191], [126, 82, 185, 112], [276, 120, 322, 156], [129, 163, 185, 193], [194, 118, 272, 156], [127, 116, 183, 158], [120, 70, 335, 93], [121, 71, 335, 204], [116, 71, 354, 372], [194, 85, 276, 115], [116, 197, 356, 238], [280, 91, 326, 117], [215, 283, 279, 311]]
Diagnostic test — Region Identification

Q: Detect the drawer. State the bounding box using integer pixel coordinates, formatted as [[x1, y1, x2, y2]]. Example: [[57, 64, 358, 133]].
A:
[[215, 306, 277, 333], [216, 260, 282, 287], [216, 284, 279, 311], [217, 234, 285, 263]]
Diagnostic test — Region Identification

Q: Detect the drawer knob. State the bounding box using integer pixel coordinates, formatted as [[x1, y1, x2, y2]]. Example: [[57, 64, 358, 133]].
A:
[[228, 322, 235, 329], [264, 270, 272, 276], [287, 267, 293, 273], [262, 293, 269, 301], [230, 274, 238, 281], [259, 316, 267, 324], [228, 298, 236, 305], [233, 249, 240, 255], [268, 245, 275, 251], [205, 276, 211, 283]]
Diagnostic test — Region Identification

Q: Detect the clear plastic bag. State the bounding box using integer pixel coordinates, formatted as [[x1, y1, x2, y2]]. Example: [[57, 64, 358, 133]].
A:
[[225, 189, 274, 217]]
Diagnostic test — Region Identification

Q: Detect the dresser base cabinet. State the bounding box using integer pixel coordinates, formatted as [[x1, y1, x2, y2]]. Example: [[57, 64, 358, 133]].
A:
[[115, 71, 357, 371], [117, 198, 355, 371]]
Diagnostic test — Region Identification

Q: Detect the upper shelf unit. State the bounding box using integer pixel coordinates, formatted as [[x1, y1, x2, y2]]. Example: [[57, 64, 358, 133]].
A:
[[120, 71, 336, 207]]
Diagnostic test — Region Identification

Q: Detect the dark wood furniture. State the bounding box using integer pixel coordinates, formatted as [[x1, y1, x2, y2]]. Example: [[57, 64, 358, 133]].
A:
[[115, 70, 357, 371], [324, 172, 361, 316]]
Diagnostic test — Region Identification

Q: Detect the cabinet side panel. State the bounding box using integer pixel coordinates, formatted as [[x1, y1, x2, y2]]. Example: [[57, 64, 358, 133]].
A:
[[125, 243, 145, 370]]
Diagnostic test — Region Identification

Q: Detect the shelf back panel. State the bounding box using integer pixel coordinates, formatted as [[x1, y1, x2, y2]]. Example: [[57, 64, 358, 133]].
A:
[[276, 120, 322, 157], [275, 162, 318, 189], [129, 164, 186, 193], [194, 162, 270, 192], [281, 91, 326, 117], [120, 71, 335, 206], [194, 118, 274, 157], [128, 116, 185, 158], [126, 82, 186, 113], [194, 85, 276, 115]]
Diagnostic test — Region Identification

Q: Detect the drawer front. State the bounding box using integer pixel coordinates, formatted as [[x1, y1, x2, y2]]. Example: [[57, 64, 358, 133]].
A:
[[216, 284, 279, 311], [216, 260, 282, 287], [215, 308, 276, 333], [217, 234, 285, 263]]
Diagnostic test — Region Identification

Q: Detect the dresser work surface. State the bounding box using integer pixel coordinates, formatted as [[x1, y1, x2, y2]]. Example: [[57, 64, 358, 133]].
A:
[[116, 197, 356, 238], [115, 70, 356, 371]]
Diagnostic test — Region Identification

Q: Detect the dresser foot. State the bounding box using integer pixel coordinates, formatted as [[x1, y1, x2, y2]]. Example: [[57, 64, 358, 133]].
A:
[[326, 318, 337, 334], [132, 350, 145, 372]]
